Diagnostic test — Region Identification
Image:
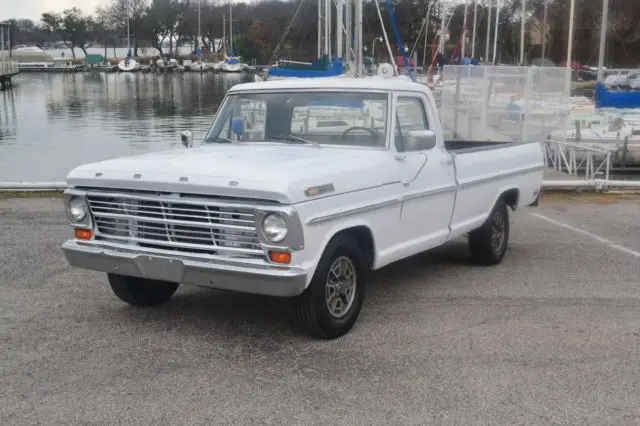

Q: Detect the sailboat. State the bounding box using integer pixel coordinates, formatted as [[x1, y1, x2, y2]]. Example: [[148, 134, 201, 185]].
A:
[[117, 1, 139, 72], [265, 0, 346, 79], [191, 0, 211, 72], [221, 3, 244, 73]]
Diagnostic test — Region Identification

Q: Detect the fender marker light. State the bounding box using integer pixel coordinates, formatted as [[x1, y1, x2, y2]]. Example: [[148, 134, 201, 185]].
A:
[[304, 183, 335, 197]]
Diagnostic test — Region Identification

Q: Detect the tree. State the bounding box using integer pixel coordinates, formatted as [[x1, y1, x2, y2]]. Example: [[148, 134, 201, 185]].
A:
[[41, 8, 94, 57], [108, 0, 149, 56], [141, 0, 182, 56], [94, 6, 120, 58]]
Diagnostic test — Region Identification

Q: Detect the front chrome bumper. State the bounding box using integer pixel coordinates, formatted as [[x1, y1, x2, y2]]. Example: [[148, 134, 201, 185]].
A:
[[61, 240, 308, 297]]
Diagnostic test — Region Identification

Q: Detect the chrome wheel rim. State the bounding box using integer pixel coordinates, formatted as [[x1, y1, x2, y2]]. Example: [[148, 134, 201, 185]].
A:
[[325, 256, 357, 319], [491, 211, 506, 253]]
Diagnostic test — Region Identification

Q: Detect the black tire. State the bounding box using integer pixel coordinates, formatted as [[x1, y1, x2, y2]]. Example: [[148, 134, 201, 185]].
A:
[[107, 274, 179, 307], [468, 198, 510, 266], [294, 234, 368, 339]]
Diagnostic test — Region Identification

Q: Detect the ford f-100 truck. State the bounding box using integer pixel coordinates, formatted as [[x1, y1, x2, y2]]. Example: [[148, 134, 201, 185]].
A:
[[61, 76, 544, 339]]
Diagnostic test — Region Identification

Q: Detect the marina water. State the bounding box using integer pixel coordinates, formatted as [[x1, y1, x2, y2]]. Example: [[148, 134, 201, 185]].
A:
[[0, 72, 252, 182]]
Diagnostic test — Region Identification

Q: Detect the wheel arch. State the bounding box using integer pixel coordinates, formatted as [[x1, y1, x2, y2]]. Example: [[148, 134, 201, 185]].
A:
[[307, 222, 377, 285], [495, 186, 520, 211]]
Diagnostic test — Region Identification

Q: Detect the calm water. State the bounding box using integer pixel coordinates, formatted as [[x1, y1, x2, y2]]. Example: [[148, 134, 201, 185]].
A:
[[0, 72, 252, 182]]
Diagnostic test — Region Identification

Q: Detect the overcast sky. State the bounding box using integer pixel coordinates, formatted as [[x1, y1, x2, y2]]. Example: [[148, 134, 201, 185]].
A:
[[5, 0, 105, 21], [4, 0, 257, 22]]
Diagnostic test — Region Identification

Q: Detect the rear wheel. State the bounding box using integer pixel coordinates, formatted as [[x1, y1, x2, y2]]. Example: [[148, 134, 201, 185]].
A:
[[107, 274, 179, 306], [468, 199, 510, 266], [294, 235, 368, 339]]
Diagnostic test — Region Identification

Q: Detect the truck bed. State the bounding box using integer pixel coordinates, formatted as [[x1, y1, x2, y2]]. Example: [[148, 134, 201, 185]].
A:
[[445, 139, 544, 238]]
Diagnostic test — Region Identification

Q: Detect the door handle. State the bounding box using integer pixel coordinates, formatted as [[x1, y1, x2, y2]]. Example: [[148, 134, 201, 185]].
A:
[[440, 157, 453, 165], [394, 154, 406, 161]]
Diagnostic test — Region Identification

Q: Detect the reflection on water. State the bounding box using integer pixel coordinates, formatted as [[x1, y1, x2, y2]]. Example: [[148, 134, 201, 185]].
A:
[[0, 72, 252, 182]]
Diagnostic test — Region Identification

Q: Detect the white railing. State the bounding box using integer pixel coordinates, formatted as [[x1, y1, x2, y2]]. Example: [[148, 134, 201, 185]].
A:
[[543, 139, 640, 189], [544, 139, 612, 181]]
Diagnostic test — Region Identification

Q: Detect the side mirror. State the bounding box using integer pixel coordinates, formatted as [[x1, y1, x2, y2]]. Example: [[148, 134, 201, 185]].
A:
[[405, 130, 437, 151], [181, 130, 193, 148]]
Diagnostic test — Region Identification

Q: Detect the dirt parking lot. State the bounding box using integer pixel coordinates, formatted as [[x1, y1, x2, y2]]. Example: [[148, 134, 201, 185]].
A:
[[1, 194, 639, 424]]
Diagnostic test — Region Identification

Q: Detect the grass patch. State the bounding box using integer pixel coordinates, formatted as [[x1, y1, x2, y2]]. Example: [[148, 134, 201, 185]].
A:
[[0, 190, 64, 199]]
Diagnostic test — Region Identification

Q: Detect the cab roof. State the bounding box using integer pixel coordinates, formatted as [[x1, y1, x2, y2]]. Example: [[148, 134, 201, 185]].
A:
[[227, 75, 430, 94]]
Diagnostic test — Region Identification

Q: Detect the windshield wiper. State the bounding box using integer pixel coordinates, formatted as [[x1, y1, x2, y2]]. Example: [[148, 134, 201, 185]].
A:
[[271, 134, 321, 148]]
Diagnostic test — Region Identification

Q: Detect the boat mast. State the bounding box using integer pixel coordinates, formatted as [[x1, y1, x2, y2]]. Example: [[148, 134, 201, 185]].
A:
[[485, 0, 491, 62], [197, 0, 201, 62], [324, 0, 330, 55], [596, 0, 609, 82], [520, 0, 526, 65], [471, 0, 478, 59], [126, 0, 131, 57], [492, 0, 500, 65], [229, 3, 233, 55], [336, 0, 343, 59], [355, 0, 362, 76], [461, 0, 468, 60], [345, 0, 352, 65], [317, 0, 322, 58]]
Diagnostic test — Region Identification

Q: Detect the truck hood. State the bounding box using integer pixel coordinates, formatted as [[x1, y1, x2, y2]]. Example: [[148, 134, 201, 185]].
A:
[[66, 144, 397, 204]]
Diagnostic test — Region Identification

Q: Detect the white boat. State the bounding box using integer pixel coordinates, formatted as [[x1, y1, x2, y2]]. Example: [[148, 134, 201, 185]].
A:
[[222, 57, 243, 72], [212, 62, 223, 72], [14, 45, 46, 53], [156, 57, 178, 69], [190, 61, 211, 72], [118, 57, 139, 72]]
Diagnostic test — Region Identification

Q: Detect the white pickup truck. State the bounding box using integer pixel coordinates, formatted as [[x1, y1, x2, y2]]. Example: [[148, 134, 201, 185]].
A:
[[61, 76, 544, 339]]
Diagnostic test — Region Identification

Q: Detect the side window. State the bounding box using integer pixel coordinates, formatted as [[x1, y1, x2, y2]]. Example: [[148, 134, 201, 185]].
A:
[[395, 97, 430, 152]]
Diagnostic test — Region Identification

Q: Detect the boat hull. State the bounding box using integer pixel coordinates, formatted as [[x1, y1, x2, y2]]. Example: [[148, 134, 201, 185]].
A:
[[117, 59, 139, 72], [222, 63, 243, 72]]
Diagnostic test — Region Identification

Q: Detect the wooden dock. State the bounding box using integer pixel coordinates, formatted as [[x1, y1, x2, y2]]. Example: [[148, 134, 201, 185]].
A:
[[0, 58, 19, 90]]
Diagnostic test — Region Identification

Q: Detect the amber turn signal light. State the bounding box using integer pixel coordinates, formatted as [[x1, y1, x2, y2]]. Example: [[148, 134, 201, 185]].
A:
[[74, 228, 92, 240], [269, 250, 291, 264]]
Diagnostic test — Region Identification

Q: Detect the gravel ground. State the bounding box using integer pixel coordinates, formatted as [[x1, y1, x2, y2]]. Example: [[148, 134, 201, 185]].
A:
[[1, 195, 639, 425]]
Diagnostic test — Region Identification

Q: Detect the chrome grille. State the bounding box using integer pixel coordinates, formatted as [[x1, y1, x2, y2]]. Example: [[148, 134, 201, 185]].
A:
[[86, 192, 263, 257]]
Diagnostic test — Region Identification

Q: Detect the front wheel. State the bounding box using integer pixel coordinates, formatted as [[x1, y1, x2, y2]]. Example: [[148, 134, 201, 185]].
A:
[[107, 274, 180, 306], [294, 235, 368, 339], [468, 199, 510, 266]]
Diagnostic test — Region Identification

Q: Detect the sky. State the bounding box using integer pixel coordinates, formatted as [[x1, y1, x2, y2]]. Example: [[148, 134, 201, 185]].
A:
[[5, 0, 106, 21], [4, 0, 255, 22]]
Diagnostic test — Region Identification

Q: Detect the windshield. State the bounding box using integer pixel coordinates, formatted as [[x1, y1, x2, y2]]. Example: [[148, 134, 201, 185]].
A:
[[205, 91, 388, 148]]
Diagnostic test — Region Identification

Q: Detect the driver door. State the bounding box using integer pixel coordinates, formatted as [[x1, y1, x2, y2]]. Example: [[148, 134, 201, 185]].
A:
[[393, 93, 456, 254]]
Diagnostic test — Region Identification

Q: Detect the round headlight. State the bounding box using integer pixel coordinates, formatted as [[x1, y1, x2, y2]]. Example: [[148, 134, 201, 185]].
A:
[[262, 213, 288, 243], [69, 197, 88, 222]]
